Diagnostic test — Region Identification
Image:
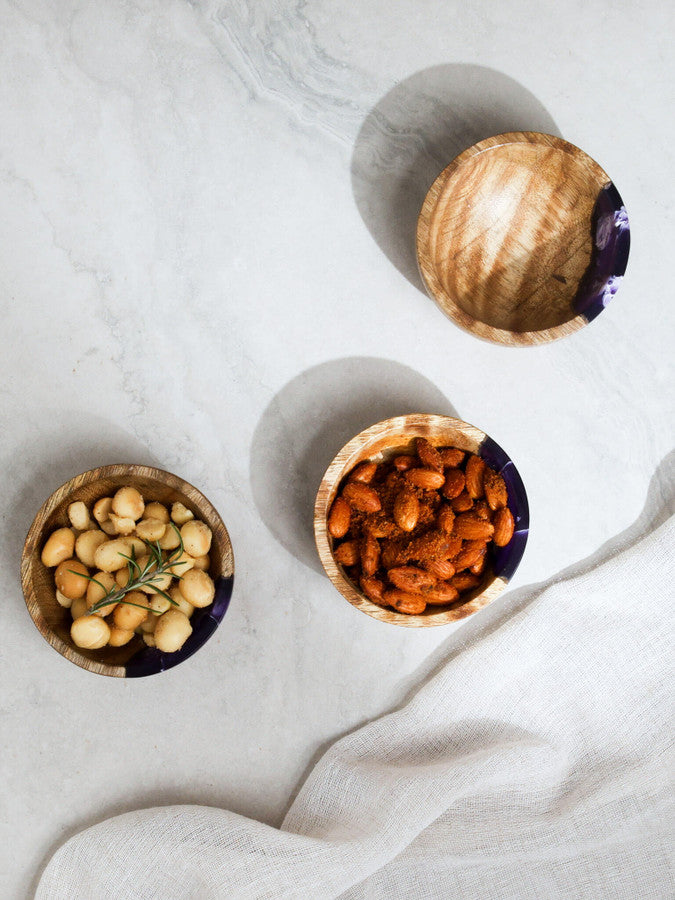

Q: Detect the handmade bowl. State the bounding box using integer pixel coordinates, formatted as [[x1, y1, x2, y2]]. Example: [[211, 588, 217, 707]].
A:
[[21, 464, 234, 677], [416, 132, 630, 346], [314, 414, 528, 627]]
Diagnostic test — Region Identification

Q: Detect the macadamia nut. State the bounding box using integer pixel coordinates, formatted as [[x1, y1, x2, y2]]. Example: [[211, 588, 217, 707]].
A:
[[71, 615, 110, 649], [169, 586, 194, 619], [113, 592, 149, 630], [171, 502, 194, 525], [180, 520, 212, 557], [55, 589, 72, 609], [108, 627, 134, 647], [158, 524, 181, 550], [68, 501, 93, 531], [54, 559, 89, 600], [93, 497, 113, 524], [109, 513, 135, 535], [149, 594, 171, 615], [86, 571, 117, 616], [143, 502, 169, 523], [94, 539, 132, 573], [155, 609, 192, 652], [178, 569, 215, 608], [166, 549, 194, 577], [135, 518, 166, 542], [112, 486, 144, 521], [70, 597, 88, 620], [41, 528, 76, 568], [75, 529, 107, 567]]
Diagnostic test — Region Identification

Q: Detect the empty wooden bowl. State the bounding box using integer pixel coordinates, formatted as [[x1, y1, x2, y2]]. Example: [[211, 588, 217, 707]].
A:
[[21, 464, 234, 677], [417, 132, 630, 345], [314, 414, 528, 627]]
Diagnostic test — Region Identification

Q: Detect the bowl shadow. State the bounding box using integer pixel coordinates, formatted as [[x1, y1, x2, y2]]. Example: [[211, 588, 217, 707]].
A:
[[351, 63, 561, 292], [249, 358, 459, 575], [3, 414, 160, 600], [282, 449, 675, 818]]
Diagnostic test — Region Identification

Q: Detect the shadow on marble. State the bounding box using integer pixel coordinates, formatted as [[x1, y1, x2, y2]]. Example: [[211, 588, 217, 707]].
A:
[[250, 358, 459, 574], [281, 448, 675, 818], [5, 414, 159, 595], [351, 64, 561, 292]]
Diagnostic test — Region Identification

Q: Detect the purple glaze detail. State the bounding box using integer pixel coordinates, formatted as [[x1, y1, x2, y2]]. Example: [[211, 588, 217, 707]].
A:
[[125, 574, 234, 678], [480, 436, 529, 582], [574, 182, 630, 323]]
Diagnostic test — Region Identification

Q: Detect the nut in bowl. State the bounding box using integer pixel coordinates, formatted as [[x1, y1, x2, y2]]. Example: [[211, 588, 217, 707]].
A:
[[314, 415, 529, 627], [21, 464, 235, 676]]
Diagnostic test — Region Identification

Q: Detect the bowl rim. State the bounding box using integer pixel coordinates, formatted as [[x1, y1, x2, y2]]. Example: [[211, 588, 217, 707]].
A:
[[314, 414, 529, 627], [416, 130, 628, 346], [21, 463, 234, 677]]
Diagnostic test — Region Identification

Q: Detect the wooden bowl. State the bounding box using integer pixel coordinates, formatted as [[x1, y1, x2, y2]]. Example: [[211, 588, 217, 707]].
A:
[[21, 464, 235, 677], [417, 132, 630, 346], [314, 414, 528, 627]]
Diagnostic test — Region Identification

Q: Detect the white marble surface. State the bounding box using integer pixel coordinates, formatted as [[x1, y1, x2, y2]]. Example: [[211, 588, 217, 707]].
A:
[[1, 1, 673, 895]]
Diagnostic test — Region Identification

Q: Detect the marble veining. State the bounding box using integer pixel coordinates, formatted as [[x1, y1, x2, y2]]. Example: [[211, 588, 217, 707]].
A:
[[0, 0, 673, 896]]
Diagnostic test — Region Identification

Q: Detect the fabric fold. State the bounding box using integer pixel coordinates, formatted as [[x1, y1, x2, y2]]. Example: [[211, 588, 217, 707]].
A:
[[37, 516, 675, 899]]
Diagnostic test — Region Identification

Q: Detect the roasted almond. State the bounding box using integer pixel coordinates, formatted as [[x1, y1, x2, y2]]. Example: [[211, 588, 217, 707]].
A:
[[381, 538, 406, 570], [328, 497, 351, 538], [453, 513, 494, 541], [442, 468, 465, 499], [473, 500, 492, 521], [393, 489, 419, 532], [342, 482, 381, 513], [439, 447, 465, 467], [423, 558, 456, 580], [451, 572, 482, 592], [393, 455, 416, 471], [349, 461, 378, 484], [387, 566, 436, 593], [405, 468, 445, 490], [361, 533, 380, 576], [416, 437, 443, 471], [403, 530, 459, 563], [470, 553, 488, 575], [484, 468, 508, 510], [333, 541, 359, 566], [360, 575, 386, 605], [493, 507, 515, 546], [465, 454, 486, 499], [363, 513, 399, 539], [453, 540, 488, 571], [423, 583, 460, 605], [385, 589, 427, 615], [451, 491, 474, 512], [437, 504, 455, 534]]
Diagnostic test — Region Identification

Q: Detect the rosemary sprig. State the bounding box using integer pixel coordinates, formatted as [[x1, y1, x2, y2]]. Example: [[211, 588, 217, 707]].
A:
[[69, 525, 190, 616]]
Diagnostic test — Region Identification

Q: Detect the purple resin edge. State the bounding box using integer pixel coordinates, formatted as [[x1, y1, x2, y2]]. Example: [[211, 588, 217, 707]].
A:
[[125, 574, 234, 678], [480, 436, 529, 582], [574, 182, 630, 323]]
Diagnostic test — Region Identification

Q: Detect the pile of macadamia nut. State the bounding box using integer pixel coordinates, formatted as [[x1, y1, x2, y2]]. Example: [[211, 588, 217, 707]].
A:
[[40, 486, 216, 654]]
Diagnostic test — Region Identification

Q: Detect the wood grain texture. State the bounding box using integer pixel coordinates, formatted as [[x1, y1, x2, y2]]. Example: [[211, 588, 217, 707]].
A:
[[21, 464, 234, 677], [314, 414, 510, 628], [417, 132, 611, 346]]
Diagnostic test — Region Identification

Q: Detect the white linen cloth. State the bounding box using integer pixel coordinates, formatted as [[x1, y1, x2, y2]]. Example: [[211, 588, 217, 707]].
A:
[[37, 515, 675, 899]]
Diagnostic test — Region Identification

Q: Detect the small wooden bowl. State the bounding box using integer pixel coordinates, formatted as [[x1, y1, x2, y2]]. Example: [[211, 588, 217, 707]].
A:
[[314, 414, 528, 627], [21, 464, 235, 677], [417, 132, 630, 346]]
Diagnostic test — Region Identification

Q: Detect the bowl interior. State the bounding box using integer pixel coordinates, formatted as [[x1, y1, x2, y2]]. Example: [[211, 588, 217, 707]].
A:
[[21, 465, 234, 676], [314, 414, 529, 627], [417, 133, 629, 344]]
